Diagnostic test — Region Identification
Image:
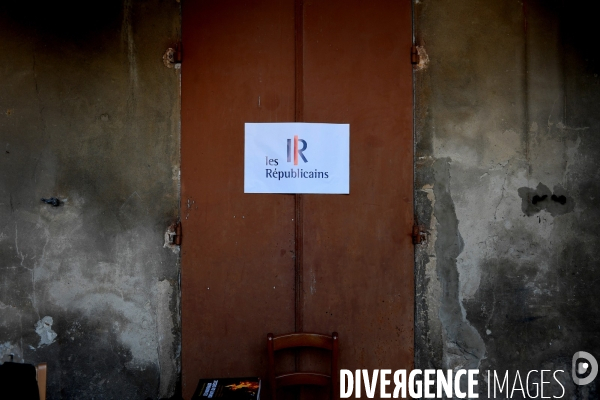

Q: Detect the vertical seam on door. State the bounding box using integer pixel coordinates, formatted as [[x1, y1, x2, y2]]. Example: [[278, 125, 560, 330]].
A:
[[294, 0, 305, 335]]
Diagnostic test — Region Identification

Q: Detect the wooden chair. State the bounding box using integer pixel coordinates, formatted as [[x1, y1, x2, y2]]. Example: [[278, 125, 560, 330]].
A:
[[267, 332, 338, 400]]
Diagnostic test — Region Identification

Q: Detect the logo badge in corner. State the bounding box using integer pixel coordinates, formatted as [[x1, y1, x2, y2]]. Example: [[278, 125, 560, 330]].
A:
[[572, 351, 598, 385], [287, 135, 308, 165]]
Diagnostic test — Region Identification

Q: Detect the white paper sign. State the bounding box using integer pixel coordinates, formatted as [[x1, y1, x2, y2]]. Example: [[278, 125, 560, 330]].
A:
[[244, 123, 350, 194]]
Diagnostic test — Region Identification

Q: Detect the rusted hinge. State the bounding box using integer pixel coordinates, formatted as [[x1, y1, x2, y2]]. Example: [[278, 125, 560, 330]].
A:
[[165, 221, 182, 247], [411, 45, 419, 65], [163, 42, 182, 69], [412, 224, 427, 245]]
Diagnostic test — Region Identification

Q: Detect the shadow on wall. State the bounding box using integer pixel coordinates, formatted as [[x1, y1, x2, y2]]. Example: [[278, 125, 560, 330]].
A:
[[1, 0, 123, 42]]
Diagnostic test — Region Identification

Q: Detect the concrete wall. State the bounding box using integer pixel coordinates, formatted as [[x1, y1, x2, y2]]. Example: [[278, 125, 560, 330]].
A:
[[2, 0, 599, 398], [0, 1, 181, 398], [415, 0, 599, 398]]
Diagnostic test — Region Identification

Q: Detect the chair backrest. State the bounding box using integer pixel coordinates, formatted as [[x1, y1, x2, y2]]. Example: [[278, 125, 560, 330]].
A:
[[267, 332, 338, 400]]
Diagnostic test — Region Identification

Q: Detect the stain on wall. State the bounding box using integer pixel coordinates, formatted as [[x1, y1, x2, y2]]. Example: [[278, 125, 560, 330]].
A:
[[0, 1, 181, 398], [415, 0, 599, 398]]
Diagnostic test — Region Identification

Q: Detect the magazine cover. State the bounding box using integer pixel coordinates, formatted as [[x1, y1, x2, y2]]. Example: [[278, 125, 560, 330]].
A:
[[192, 377, 261, 399]]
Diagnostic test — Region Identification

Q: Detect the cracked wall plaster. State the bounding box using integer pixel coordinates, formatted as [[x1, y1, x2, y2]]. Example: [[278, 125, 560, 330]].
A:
[[415, 0, 600, 398], [0, 0, 181, 398], [35, 316, 57, 347]]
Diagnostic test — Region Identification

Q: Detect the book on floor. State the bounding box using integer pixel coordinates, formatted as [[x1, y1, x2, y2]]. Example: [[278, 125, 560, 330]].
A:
[[192, 377, 261, 399]]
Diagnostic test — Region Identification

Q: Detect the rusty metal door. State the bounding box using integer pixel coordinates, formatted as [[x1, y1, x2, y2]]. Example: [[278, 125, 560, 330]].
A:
[[181, 1, 413, 399]]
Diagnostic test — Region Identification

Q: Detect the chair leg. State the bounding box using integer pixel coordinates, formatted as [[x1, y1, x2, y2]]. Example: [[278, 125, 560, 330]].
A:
[[267, 334, 277, 400], [331, 333, 339, 400], [36, 363, 47, 400]]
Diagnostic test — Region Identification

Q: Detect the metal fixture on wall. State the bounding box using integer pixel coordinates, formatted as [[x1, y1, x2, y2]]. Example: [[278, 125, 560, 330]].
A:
[[163, 43, 182, 69], [41, 197, 60, 207]]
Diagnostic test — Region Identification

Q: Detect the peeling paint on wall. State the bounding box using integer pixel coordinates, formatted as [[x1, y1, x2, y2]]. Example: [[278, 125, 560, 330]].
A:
[[0, 341, 18, 360], [35, 316, 57, 347], [415, 45, 429, 71], [432, 159, 486, 374], [415, 0, 600, 398], [0, 0, 181, 398], [156, 279, 178, 398]]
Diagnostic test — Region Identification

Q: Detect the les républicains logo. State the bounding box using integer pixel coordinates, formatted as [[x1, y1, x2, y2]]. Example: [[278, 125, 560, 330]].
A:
[[339, 352, 597, 399], [264, 135, 330, 180], [287, 135, 308, 165]]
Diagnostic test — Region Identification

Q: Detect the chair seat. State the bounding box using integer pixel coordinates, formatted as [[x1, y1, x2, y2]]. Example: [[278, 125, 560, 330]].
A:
[[276, 372, 331, 387]]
